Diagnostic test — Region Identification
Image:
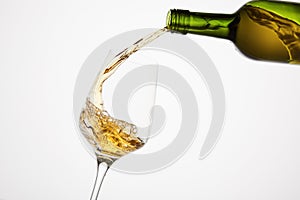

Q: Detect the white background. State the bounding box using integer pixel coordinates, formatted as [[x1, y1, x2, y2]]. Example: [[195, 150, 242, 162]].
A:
[[1, 0, 300, 199]]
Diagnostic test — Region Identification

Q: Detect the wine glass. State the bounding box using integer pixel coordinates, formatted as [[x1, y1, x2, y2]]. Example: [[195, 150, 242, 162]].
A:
[[77, 29, 166, 200]]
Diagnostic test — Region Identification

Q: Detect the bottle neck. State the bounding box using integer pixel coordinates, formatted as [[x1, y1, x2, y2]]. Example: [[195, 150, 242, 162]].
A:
[[167, 9, 237, 40]]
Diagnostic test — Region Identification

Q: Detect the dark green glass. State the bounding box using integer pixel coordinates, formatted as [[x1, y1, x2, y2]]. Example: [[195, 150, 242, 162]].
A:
[[167, 0, 300, 64]]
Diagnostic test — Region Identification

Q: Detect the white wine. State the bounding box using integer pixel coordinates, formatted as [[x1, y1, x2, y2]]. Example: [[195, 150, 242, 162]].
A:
[[235, 4, 300, 63], [79, 28, 167, 160], [80, 99, 144, 158]]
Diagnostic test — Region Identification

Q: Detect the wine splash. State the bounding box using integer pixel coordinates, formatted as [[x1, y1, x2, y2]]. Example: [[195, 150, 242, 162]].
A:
[[79, 28, 167, 163]]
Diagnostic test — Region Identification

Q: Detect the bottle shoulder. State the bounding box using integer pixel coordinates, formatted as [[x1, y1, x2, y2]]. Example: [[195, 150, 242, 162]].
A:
[[243, 0, 300, 25]]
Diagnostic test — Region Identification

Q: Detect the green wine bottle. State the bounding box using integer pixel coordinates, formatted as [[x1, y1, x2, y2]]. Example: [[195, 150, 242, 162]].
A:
[[166, 0, 300, 64]]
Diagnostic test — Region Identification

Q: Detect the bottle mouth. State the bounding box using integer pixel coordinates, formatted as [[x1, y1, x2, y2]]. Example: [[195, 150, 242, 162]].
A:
[[166, 10, 172, 28], [166, 9, 190, 34]]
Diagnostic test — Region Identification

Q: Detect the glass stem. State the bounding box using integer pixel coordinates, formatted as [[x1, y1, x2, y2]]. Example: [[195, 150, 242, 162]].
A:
[[90, 157, 113, 200]]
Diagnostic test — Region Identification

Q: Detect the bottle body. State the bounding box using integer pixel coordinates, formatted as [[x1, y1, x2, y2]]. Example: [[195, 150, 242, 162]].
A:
[[167, 0, 300, 64]]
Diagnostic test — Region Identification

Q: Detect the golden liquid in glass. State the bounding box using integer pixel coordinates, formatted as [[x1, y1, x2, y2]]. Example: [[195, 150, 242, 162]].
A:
[[79, 28, 167, 159]]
